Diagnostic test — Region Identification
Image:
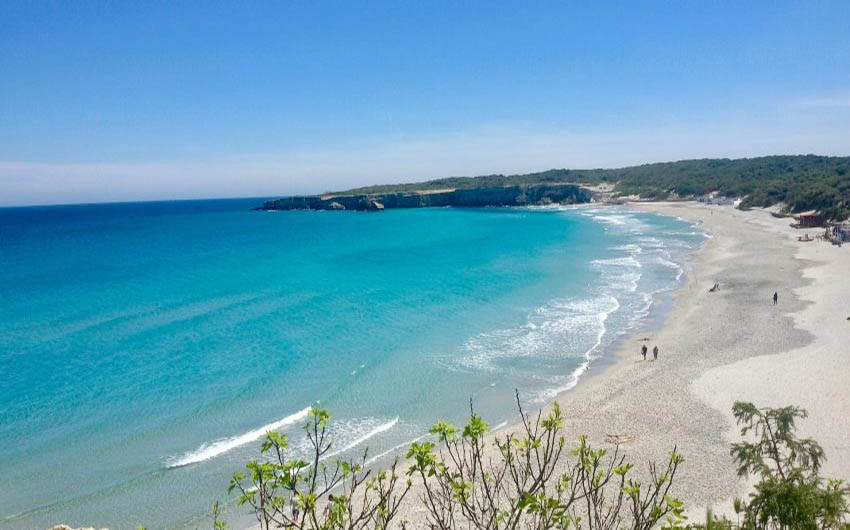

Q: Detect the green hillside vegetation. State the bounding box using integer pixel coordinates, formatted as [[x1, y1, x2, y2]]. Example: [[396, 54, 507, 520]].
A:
[[341, 155, 850, 220]]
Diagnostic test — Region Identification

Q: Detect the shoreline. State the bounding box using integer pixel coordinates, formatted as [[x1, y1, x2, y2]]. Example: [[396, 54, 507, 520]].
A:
[[544, 201, 850, 515], [236, 204, 704, 530], [399, 200, 849, 524], [366, 202, 734, 528], [241, 201, 848, 528]]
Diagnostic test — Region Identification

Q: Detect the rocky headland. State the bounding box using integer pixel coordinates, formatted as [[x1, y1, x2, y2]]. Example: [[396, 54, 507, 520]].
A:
[[258, 183, 594, 211]]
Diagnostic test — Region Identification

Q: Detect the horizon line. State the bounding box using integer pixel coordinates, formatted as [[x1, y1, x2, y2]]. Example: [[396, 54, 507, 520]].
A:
[[2, 152, 847, 209]]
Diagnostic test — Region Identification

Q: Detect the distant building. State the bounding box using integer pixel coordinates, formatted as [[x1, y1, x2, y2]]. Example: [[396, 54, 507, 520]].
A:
[[834, 222, 850, 242], [797, 213, 825, 228], [697, 195, 734, 205]]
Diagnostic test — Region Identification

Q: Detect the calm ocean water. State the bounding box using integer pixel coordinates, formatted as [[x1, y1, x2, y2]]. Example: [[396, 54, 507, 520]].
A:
[[0, 199, 704, 529]]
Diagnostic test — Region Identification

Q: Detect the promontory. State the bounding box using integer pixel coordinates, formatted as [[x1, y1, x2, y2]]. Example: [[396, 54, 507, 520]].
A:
[[258, 183, 594, 211]]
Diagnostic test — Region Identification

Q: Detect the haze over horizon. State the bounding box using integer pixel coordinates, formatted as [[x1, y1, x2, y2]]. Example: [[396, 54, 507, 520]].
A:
[[3, 1, 850, 206]]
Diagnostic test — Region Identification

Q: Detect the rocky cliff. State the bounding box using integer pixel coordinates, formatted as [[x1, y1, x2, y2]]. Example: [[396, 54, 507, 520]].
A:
[[259, 184, 593, 211]]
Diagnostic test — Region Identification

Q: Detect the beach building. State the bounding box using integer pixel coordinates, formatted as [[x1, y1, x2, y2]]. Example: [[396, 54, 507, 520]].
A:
[[834, 222, 850, 243], [697, 195, 735, 205], [797, 213, 825, 228]]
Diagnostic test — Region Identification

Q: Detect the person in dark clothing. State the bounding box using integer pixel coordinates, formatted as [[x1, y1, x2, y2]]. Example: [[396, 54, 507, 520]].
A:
[[641, 344, 647, 360], [773, 291, 778, 305], [652, 345, 659, 360]]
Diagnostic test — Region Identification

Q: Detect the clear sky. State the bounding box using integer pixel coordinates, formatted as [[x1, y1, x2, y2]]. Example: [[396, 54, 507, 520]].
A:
[[2, 1, 850, 206]]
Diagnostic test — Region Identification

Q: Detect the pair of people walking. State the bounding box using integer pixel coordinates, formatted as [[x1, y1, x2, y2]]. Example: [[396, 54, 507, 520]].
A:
[[640, 344, 659, 361]]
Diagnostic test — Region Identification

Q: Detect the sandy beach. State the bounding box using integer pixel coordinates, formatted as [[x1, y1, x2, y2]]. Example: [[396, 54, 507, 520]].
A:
[[530, 200, 850, 516], [394, 200, 850, 525]]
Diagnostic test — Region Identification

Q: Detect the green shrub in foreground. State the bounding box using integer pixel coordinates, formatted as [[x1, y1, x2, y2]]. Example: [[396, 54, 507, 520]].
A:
[[219, 399, 850, 530], [696, 402, 850, 530], [224, 393, 685, 530]]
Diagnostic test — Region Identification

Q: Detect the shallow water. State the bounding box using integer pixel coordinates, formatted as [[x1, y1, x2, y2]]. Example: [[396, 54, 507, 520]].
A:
[[0, 200, 703, 528]]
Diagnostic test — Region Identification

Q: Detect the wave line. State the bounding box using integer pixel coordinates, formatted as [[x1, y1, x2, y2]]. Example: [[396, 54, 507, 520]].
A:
[[325, 417, 399, 460], [168, 407, 311, 468]]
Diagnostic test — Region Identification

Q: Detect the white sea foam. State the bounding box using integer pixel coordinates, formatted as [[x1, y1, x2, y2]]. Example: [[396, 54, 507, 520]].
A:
[[533, 295, 619, 403], [656, 255, 683, 272], [637, 236, 665, 248], [453, 208, 702, 408], [611, 244, 643, 254], [522, 204, 580, 212], [592, 255, 642, 268], [168, 407, 311, 467], [458, 295, 620, 374], [524, 208, 701, 402], [591, 214, 628, 225], [607, 271, 641, 292], [588, 211, 651, 235], [594, 244, 644, 292], [325, 417, 399, 460]]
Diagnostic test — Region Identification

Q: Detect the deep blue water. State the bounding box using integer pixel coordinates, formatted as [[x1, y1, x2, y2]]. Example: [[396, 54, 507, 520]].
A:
[[0, 199, 704, 529]]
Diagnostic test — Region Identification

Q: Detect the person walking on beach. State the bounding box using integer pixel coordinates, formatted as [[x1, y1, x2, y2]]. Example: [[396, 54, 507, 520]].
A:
[[641, 344, 647, 360], [652, 345, 659, 360], [773, 291, 778, 305]]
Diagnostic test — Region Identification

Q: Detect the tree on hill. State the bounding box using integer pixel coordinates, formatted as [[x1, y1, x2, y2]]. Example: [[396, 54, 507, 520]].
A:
[[340, 155, 850, 220]]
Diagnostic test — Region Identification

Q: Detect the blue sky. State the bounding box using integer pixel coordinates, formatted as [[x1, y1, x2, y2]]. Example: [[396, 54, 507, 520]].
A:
[[2, 1, 850, 205]]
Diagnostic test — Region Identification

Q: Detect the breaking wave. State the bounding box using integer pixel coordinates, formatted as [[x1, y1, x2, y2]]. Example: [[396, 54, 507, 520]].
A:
[[457, 295, 620, 374], [324, 417, 399, 459], [167, 407, 311, 467]]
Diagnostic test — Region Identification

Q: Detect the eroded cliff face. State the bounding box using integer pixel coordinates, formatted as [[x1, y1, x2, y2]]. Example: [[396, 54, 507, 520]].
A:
[[259, 184, 593, 211]]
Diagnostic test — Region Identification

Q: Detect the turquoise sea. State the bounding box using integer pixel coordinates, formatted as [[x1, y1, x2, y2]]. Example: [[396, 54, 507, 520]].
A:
[[0, 200, 704, 529]]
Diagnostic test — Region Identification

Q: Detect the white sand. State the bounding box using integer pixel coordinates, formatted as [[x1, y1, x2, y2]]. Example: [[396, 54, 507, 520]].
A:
[[622, 202, 850, 513]]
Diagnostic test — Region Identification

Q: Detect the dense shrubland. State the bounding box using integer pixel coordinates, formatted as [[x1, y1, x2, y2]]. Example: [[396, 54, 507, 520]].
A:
[[342, 155, 850, 220], [203, 397, 849, 530]]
